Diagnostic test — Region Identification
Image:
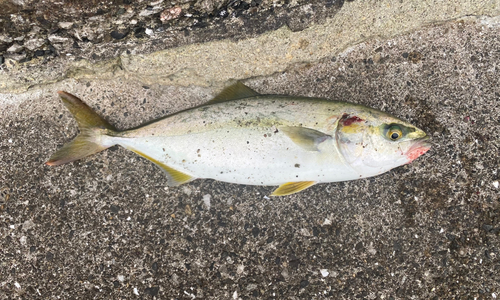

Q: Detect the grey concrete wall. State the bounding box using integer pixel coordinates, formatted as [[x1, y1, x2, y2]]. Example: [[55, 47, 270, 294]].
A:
[[1, 0, 499, 299]]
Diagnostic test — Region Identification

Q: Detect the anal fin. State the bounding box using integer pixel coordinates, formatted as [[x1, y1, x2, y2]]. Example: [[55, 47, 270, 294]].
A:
[[271, 181, 316, 196], [130, 149, 194, 186]]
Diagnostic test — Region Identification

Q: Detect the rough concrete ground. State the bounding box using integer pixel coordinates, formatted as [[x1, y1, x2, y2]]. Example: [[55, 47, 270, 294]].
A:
[[1, 1, 500, 299]]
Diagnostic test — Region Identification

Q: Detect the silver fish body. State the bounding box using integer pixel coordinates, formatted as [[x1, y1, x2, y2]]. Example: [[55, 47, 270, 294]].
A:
[[47, 82, 431, 195]]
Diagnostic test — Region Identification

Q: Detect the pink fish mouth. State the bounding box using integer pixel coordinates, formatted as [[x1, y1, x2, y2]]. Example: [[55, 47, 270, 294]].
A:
[[406, 137, 431, 163]]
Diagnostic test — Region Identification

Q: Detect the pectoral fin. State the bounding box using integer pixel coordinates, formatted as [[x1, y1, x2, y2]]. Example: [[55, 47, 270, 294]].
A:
[[271, 181, 316, 196], [280, 126, 331, 151], [130, 149, 194, 186], [206, 81, 260, 104]]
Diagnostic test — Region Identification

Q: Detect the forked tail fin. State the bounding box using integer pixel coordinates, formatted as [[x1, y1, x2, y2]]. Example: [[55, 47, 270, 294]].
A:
[[46, 91, 117, 166]]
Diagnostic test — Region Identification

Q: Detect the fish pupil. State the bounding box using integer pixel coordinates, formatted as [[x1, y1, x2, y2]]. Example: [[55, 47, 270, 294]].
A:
[[391, 132, 399, 140]]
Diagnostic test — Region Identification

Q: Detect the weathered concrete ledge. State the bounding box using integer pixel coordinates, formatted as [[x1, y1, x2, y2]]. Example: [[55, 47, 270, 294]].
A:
[[0, 0, 499, 94]]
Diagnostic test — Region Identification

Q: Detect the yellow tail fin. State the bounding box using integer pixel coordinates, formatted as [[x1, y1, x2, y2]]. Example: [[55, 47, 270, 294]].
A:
[[46, 91, 117, 166]]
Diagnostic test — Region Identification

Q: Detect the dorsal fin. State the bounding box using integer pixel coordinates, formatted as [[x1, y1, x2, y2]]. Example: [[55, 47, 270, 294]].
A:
[[206, 81, 260, 105]]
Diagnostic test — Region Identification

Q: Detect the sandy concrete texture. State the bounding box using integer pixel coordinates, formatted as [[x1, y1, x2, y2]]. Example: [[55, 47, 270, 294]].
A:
[[1, 0, 500, 299]]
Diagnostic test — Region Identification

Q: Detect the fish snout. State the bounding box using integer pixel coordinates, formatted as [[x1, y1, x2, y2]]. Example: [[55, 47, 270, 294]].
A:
[[406, 136, 431, 163]]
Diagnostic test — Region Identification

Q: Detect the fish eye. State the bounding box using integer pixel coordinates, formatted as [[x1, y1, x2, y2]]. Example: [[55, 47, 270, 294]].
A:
[[386, 125, 403, 141]]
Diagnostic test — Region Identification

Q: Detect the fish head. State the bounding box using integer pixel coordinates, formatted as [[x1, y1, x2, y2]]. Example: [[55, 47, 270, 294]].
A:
[[335, 110, 431, 177]]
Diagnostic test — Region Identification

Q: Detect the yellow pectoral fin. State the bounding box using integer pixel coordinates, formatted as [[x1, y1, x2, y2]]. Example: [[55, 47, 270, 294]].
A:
[[130, 149, 194, 186], [280, 126, 331, 151], [271, 181, 316, 196]]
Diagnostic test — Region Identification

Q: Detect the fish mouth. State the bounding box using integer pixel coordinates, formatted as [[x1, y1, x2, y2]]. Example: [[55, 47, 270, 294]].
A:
[[406, 136, 431, 163]]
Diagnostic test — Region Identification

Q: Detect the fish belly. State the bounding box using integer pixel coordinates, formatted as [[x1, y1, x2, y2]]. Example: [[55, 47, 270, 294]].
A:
[[113, 127, 360, 186]]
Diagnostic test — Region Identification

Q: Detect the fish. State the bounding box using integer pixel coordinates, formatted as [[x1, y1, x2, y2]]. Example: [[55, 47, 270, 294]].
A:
[[46, 82, 431, 196]]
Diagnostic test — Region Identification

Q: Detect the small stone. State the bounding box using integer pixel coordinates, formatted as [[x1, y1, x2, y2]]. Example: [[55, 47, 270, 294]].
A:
[[252, 226, 260, 237], [320, 269, 329, 277], [300, 280, 309, 288], [300, 228, 312, 236], [144, 286, 159, 296], [14, 35, 25, 42], [89, 9, 103, 17], [202, 194, 211, 209], [185, 204, 192, 215], [171, 273, 179, 285], [218, 9, 229, 18], [48, 35, 70, 43], [482, 224, 493, 232], [110, 30, 129, 40], [236, 264, 245, 274], [492, 181, 499, 189], [58, 22, 74, 29], [133, 27, 146, 38], [139, 8, 159, 17], [110, 205, 120, 213], [28, 26, 42, 35], [4, 53, 26, 61], [160, 6, 182, 23], [46, 251, 54, 261], [7, 43, 24, 53], [75, 27, 96, 41], [0, 34, 13, 43], [24, 38, 45, 51], [367, 242, 377, 255]]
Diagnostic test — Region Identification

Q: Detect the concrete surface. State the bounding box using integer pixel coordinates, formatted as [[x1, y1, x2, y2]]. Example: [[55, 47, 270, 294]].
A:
[[1, 0, 500, 299]]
